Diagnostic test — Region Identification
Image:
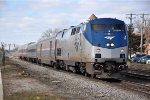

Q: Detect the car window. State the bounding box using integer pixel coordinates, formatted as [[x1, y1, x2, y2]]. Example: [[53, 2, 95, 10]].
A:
[[136, 54, 146, 57], [147, 56, 150, 58]]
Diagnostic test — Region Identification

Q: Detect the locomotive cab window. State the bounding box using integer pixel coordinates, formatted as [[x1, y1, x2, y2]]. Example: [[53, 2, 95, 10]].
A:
[[71, 27, 80, 35], [62, 32, 64, 38], [92, 24, 125, 31], [91, 24, 107, 30], [71, 28, 76, 35], [75, 27, 80, 34], [111, 24, 125, 31]]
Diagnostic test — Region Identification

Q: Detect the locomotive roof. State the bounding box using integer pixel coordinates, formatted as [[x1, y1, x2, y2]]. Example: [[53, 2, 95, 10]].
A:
[[41, 18, 125, 40], [28, 42, 37, 47], [38, 35, 56, 42], [89, 18, 125, 24]]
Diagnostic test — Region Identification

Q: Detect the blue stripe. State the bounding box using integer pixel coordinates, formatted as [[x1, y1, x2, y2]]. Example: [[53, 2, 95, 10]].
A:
[[37, 49, 55, 54]]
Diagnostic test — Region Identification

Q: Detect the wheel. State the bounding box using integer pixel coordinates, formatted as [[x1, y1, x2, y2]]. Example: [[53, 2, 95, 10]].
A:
[[35, 58, 38, 64], [60, 61, 65, 70], [91, 74, 96, 78], [53, 63, 58, 69], [38, 60, 41, 65], [65, 65, 69, 71], [63, 65, 67, 71], [49, 61, 53, 67], [79, 66, 85, 74], [85, 72, 89, 77], [72, 67, 76, 73]]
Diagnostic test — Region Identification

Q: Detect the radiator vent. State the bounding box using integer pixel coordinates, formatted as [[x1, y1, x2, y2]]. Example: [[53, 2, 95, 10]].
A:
[[120, 54, 125, 58], [95, 54, 101, 58]]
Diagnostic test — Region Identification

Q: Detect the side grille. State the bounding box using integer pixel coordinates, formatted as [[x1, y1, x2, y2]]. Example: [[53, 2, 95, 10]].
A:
[[120, 54, 125, 58], [95, 54, 101, 58]]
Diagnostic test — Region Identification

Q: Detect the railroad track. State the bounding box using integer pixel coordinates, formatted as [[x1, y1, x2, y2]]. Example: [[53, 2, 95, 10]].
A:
[[117, 70, 150, 96], [119, 80, 150, 96], [100, 76, 150, 97], [120, 70, 150, 80]]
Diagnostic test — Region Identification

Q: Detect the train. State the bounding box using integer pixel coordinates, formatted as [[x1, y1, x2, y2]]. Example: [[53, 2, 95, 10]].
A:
[[16, 15, 128, 78]]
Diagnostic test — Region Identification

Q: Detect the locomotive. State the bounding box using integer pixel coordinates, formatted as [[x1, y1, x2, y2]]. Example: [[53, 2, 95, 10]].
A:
[[18, 14, 128, 78]]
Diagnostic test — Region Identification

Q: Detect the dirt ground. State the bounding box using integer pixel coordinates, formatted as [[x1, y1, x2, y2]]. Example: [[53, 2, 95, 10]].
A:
[[1, 58, 66, 100]]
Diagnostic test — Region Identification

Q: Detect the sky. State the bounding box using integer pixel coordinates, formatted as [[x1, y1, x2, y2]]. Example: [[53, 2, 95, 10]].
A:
[[0, 0, 150, 48]]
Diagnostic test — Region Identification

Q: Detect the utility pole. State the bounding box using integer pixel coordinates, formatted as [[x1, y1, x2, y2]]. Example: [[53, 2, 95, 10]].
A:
[[138, 13, 149, 53], [126, 13, 136, 58], [9, 43, 11, 53], [1, 42, 5, 66], [126, 13, 136, 26]]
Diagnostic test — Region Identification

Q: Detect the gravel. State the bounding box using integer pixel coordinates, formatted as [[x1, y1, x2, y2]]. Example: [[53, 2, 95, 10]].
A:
[[12, 58, 149, 100]]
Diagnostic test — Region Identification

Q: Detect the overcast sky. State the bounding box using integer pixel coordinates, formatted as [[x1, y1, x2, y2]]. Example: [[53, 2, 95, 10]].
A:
[[0, 0, 150, 46]]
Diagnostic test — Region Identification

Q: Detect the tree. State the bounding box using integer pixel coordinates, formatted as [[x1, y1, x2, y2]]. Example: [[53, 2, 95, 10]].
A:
[[134, 18, 150, 42], [39, 28, 61, 41], [128, 24, 135, 58], [134, 18, 150, 53], [1, 42, 5, 66], [144, 18, 150, 43], [128, 24, 143, 57]]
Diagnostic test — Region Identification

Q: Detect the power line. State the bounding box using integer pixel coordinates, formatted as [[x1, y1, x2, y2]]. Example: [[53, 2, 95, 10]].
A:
[[126, 13, 136, 26]]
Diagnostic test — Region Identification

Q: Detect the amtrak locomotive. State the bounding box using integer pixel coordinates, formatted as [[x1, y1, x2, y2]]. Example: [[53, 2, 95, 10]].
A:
[[18, 15, 128, 78]]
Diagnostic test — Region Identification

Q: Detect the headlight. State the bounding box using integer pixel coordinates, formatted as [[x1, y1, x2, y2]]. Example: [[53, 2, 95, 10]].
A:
[[110, 43, 114, 47], [106, 43, 114, 47], [121, 49, 124, 53], [106, 43, 110, 46], [96, 49, 100, 53]]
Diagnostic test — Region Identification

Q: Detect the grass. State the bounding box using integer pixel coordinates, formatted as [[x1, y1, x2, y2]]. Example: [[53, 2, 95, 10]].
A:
[[128, 61, 150, 71], [4, 91, 64, 100], [2, 59, 66, 100]]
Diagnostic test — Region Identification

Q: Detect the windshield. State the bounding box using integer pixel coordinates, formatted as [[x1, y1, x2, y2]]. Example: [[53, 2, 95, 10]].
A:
[[135, 54, 146, 57], [145, 55, 150, 58], [91, 24, 125, 31]]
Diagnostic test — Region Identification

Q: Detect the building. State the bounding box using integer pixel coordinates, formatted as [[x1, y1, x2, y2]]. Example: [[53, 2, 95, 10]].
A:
[[145, 43, 150, 55]]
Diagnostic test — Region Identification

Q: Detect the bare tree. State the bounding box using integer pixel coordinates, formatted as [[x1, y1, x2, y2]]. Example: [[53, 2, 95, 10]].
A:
[[134, 18, 150, 43], [144, 19, 150, 43], [39, 28, 61, 41]]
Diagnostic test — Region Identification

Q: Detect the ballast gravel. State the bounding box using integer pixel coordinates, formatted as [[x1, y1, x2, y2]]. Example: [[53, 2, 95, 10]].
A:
[[12, 58, 149, 100]]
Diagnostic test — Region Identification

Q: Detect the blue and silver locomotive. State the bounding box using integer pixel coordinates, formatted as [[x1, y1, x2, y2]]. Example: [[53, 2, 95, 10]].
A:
[[55, 15, 128, 78]]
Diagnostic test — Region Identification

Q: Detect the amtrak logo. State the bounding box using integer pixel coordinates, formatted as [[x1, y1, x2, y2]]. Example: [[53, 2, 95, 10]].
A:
[[104, 36, 115, 40], [107, 33, 111, 35]]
